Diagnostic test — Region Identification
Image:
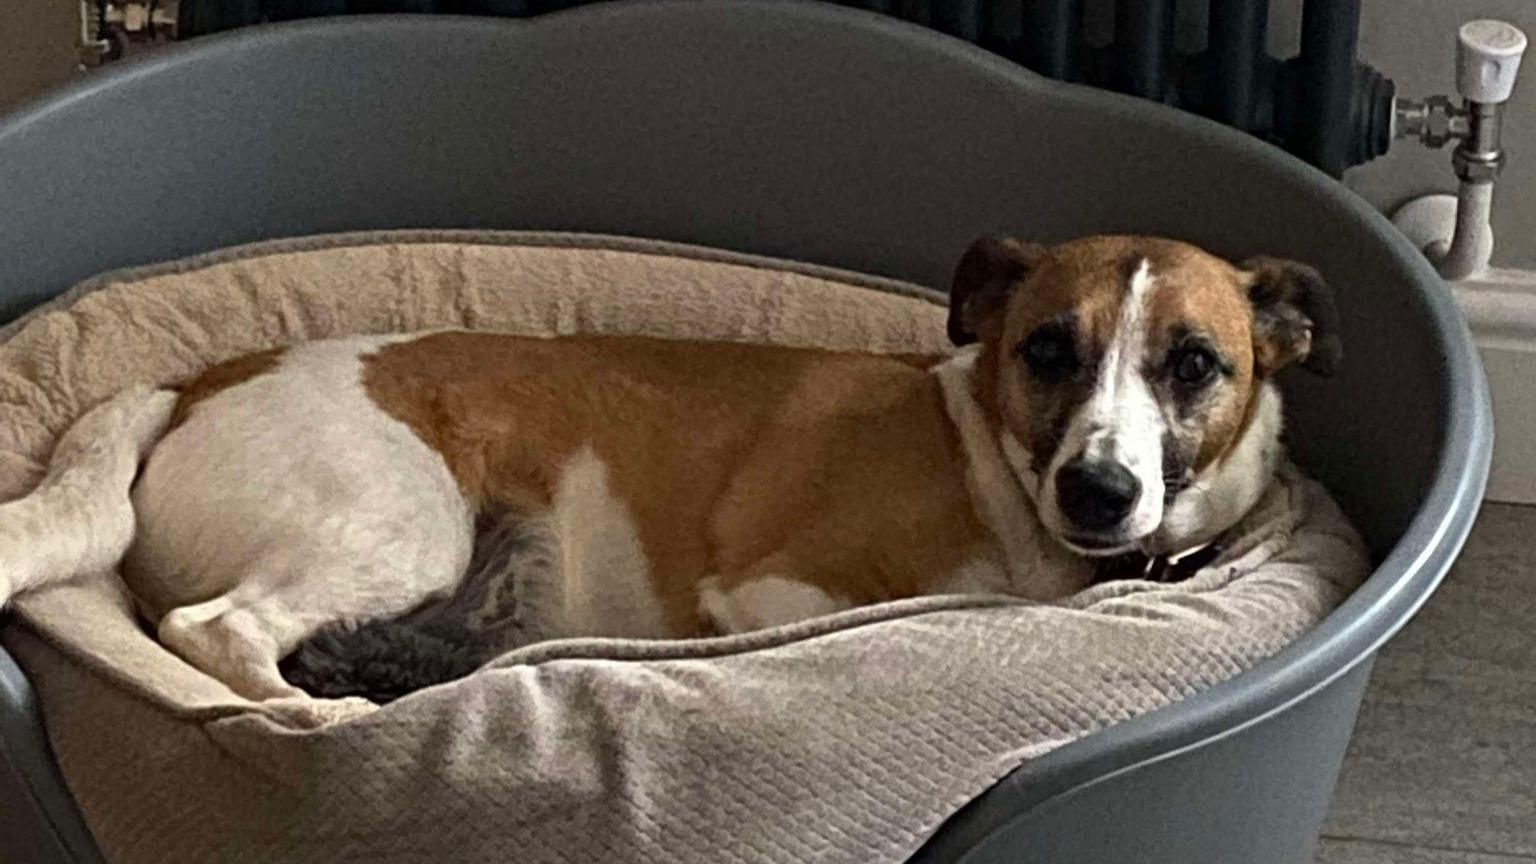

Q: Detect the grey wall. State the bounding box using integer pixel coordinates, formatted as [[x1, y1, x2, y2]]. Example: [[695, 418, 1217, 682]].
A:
[[2, 0, 1533, 267]]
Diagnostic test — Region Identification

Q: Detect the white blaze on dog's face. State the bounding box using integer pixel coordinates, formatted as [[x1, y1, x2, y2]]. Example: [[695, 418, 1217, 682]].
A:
[[948, 235, 1342, 556]]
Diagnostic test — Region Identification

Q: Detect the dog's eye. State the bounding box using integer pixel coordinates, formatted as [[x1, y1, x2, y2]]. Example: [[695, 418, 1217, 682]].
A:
[[1170, 346, 1218, 386], [1019, 327, 1078, 381]]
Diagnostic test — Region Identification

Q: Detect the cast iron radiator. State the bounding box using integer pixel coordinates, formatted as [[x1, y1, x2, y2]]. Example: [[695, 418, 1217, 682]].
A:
[[91, 0, 1396, 176]]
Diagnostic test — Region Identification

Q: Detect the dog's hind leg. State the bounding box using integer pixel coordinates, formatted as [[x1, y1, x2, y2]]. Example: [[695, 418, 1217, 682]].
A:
[[157, 554, 472, 702], [158, 594, 311, 701], [128, 338, 480, 701]]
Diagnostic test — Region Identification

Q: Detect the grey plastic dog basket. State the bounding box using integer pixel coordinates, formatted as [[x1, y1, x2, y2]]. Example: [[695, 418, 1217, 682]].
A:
[[0, 3, 1491, 862]]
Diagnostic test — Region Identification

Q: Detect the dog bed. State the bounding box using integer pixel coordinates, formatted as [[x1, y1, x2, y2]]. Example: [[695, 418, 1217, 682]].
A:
[[0, 230, 1368, 864]]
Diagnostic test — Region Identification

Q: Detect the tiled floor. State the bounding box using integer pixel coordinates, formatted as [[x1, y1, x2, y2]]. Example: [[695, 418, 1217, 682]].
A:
[[1315, 502, 1536, 862]]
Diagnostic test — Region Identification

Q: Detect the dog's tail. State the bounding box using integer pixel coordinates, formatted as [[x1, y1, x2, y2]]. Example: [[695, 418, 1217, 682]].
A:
[[280, 513, 559, 703], [0, 386, 179, 605]]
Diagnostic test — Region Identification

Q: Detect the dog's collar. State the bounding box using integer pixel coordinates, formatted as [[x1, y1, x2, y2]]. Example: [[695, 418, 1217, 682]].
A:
[[1093, 541, 1222, 585]]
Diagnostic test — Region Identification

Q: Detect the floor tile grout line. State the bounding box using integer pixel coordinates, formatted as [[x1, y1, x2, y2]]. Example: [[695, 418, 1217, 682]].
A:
[[1320, 832, 1536, 861]]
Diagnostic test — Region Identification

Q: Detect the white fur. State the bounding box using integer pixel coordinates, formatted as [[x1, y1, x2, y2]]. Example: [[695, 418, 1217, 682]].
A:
[[0, 386, 177, 604], [932, 349, 1092, 599], [698, 575, 848, 634], [547, 446, 667, 638], [999, 431, 1040, 503], [128, 336, 474, 699], [1153, 381, 1284, 553], [132, 356, 667, 697], [1039, 258, 1167, 551]]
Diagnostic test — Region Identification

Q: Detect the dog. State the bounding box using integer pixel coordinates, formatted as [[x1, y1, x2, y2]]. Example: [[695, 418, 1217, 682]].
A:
[[0, 234, 1340, 703]]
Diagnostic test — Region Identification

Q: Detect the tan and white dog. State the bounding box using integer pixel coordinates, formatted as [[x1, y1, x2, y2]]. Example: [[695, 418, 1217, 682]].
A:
[[0, 235, 1340, 702]]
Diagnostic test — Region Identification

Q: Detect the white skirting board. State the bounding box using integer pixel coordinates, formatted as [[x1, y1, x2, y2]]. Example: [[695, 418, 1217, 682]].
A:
[[1454, 268, 1536, 505]]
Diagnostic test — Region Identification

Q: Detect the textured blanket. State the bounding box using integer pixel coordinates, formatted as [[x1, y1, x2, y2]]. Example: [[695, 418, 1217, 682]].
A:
[[0, 231, 1369, 864]]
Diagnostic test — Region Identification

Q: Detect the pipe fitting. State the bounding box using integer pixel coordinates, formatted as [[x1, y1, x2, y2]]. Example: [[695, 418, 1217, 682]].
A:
[[1452, 148, 1503, 183], [1394, 95, 1468, 148], [1391, 20, 1525, 281]]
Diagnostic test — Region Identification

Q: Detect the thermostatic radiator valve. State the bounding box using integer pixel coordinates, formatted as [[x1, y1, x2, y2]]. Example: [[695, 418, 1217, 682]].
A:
[[1392, 20, 1526, 281]]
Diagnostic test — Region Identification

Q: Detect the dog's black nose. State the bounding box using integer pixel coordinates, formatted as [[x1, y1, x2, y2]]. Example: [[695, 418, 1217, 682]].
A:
[[1056, 459, 1140, 531]]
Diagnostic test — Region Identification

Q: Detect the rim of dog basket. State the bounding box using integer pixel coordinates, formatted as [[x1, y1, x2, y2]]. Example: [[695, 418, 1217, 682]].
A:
[[0, 0, 1493, 856]]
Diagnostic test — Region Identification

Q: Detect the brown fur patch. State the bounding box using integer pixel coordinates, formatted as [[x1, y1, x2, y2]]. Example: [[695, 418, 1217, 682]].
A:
[[981, 237, 1153, 472], [1139, 249, 1256, 472], [167, 348, 285, 431], [362, 333, 990, 636], [973, 235, 1267, 477], [1218, 375, 1270, 468]]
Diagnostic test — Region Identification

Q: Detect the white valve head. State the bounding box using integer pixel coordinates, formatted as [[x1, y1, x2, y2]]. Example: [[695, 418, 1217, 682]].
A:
[[1457, 19, 1526, 104]]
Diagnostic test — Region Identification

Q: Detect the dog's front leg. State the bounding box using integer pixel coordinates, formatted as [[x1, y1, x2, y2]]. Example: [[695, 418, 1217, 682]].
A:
[[696, 568, 851, 636]]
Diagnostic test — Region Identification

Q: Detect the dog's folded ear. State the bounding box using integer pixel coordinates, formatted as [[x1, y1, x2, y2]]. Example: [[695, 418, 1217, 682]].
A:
[[948, 236, 1046, 346], [1242, 256, 1344, 378]]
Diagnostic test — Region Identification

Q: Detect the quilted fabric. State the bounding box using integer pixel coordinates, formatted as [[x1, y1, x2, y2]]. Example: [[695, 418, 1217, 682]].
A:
[[0, 231, 1369, 863]]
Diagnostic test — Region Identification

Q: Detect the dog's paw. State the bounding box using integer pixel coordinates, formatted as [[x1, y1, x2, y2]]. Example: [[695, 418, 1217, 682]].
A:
[[262, 694, 378, 729], [698, 574, 849, 635], [305, 695, 378, 725]]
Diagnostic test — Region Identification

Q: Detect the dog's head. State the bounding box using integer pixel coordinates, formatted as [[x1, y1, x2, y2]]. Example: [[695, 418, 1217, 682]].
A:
[[949, 235, 1341, 557]]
